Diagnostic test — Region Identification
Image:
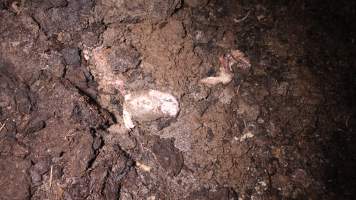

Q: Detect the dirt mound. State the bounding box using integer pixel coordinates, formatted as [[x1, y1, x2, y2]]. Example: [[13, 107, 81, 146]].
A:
[[0, 0, 355, 199]]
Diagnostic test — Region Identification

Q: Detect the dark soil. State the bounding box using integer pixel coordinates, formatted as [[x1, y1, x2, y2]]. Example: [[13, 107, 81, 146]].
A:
[[0, 0, 355, 199]]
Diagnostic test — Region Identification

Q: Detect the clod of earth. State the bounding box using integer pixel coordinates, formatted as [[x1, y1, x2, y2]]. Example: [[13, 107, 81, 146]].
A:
[[123, 90, 179, 129]]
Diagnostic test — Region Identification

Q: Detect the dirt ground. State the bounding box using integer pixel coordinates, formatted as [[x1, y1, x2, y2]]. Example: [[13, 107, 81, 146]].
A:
[[0, 0, 355, 199]]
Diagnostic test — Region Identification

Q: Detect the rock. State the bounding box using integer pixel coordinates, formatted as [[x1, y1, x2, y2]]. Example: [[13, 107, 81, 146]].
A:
[[152, 138, 184, 176], [123, 90, 179, 129]]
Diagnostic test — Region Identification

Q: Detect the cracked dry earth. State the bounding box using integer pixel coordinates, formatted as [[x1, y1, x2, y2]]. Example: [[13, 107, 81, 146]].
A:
[[0, 0, 355, 200]]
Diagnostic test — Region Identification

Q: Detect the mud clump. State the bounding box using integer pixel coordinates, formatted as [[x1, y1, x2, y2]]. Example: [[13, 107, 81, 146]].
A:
[[152, 138, 184, 176]]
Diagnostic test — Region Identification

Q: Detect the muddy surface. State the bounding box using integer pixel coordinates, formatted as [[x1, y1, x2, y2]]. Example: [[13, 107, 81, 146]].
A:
[[0, 0, 355, 199]]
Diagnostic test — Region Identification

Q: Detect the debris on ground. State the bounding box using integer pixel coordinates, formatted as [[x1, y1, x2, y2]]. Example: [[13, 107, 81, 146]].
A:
[[136, 162, 152, 172], [0, 121, 6, 133], [200, 57, 233, 86], [200, 64, 233, 86], [239, 131, 254, 142], [200, 50, 251, 86]]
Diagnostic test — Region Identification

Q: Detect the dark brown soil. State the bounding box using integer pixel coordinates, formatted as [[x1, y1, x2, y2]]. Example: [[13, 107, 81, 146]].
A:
[[0, 0, 355, 199]]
